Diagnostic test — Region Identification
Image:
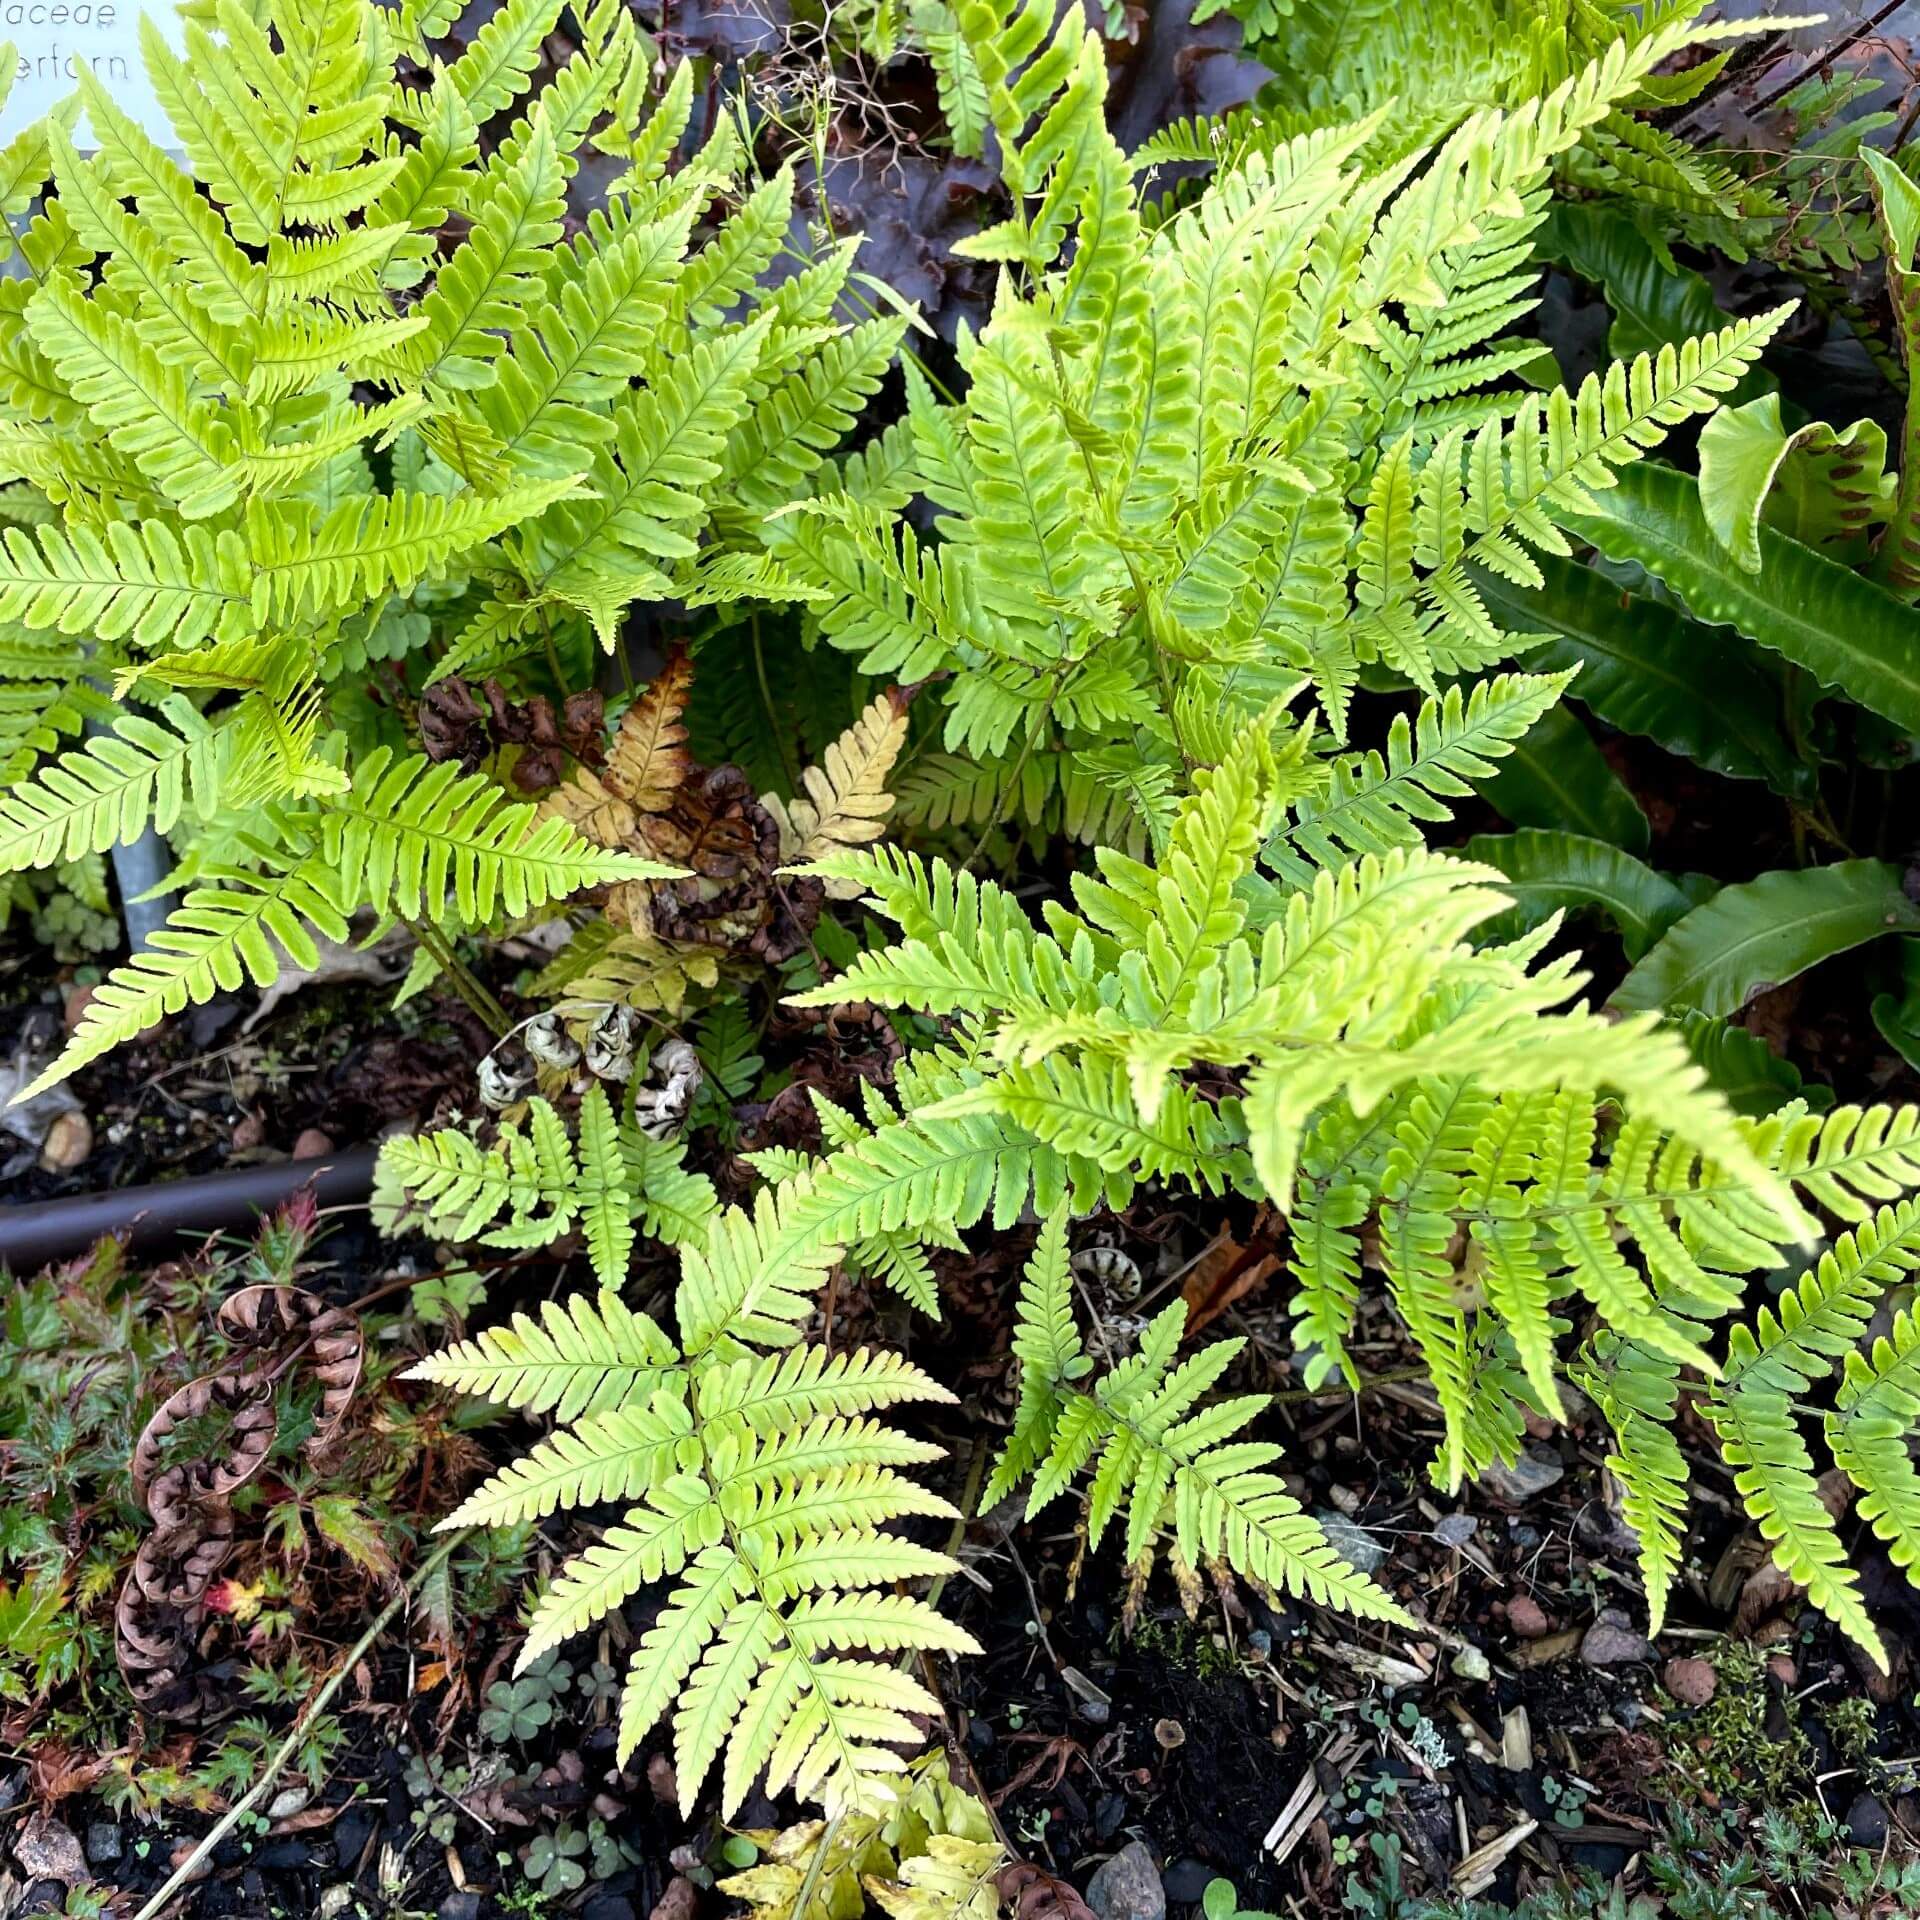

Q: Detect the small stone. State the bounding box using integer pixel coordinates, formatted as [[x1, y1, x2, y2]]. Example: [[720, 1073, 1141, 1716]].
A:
[[646, 1752, 678, 1805], [292, 1128, 335, 1160], [254, 1839, 313, 1870], [437, 1895, 481, 1920], [1078, 1699, 1112, 1726], [38, 1109, 91, 1172], [331, 1809, 374, 1873], [1580, 1608, 1655, 1667], [267, 1786, 311, 1822], [1506, 1594, 1550, 1639], [14, 1811, 86, 1885], [1662, 1656, 1717, 1707], [1086, 1839, 1167, 1920], [1094, 1794, 1128, 1842], [1844, 1793, 1889, 1848], [1432, 1514, 1478, 1548], [1450, 1643, 1491, 1683], [83, 1824, 121, 1866], [187, 996, 243, 1047], [1314, 1510, 1388, 1573], [647, 1881, 698, 1920], [62, 985, 96, 1034], [1480, 1448, 1565, 1504], [231, 1111, 268, 1150], [1160, 1857, 1212, 1904], [168, 1840, 214, 1883], [1246, 1629, 1272, 1659], [1767, 1654, 1798, 1687]]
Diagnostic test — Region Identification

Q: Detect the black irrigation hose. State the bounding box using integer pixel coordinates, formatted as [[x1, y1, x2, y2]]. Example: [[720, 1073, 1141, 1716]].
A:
[[0, 1148, 379, 1272]]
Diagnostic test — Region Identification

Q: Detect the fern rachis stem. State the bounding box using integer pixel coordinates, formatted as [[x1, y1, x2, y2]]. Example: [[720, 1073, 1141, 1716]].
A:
[[407, 916, 513, 1037]]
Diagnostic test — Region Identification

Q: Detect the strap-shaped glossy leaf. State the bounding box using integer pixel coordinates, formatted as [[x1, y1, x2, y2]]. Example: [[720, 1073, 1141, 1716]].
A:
[[1865, 149, 1920, 599], [1568, 462, 1920, 736], [1462, 828, 1695, 958], [1679, 1011, 1827, 1118], [1473, 699, 1651, 855], [1873, 938, 1920, 1074], [1615, 859, 1920, 1017], [1534, 202, 1741, 359], [1698, 393, 1891, 571], [1475, 552, 1811, 796]]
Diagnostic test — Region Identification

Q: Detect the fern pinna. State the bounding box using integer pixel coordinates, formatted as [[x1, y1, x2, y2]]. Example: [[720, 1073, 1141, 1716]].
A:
[[0, 0, 904, 1095]]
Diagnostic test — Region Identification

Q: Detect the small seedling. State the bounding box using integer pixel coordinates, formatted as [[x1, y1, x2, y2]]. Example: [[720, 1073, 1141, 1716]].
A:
[[1203, 1878, 1281, 1920]]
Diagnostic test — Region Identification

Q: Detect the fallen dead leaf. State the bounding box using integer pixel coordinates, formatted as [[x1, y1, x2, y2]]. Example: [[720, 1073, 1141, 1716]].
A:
[[1180, 1224, 1281, 1336], [1510, 1627, 1583, 1669], [25, 1740, 112, 1805]]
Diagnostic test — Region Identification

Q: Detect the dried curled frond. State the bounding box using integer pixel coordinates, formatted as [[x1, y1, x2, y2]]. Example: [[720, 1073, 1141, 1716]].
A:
[[119, 1285, 363, 1720]]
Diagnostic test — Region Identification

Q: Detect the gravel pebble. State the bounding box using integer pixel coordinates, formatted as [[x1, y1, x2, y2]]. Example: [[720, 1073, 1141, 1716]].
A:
[[1580, 1608, 1656, 1667], [1481, 1449, 1565, 1504], [1087, 1840, 1166, 1920], [1506, 1594, 1550, 1638], [1662, 1656, 1718, 1706]]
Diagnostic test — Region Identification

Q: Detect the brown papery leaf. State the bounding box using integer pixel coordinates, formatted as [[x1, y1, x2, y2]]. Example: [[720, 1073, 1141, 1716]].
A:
[[605, 647, 694, 817], [1180, 1220, 1281, 1337]]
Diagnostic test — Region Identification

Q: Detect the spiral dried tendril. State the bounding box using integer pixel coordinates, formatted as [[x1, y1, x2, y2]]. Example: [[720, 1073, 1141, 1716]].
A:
[[117, 1286, 363, 1719]]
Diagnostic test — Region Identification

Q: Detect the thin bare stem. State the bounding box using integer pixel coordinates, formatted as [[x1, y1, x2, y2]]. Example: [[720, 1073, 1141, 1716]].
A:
[[133, 1530, 472, 1920]]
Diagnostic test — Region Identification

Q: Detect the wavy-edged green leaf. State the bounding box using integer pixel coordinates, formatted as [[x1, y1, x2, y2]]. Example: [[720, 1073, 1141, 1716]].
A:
[[1535, 202, 1742, 360], [1462, 829, 1694, 959], [1615, 859, 1920, 1018], [1473, 700, 1650, 856], [1475, 553, 1812, 796], [1679, 1011, 1828, 1118], [1569, 462, 1920, 736], [1698, 393, 1892, 572], [1864, 149, 1920, 600], [1872, 938, 1920, 1074]]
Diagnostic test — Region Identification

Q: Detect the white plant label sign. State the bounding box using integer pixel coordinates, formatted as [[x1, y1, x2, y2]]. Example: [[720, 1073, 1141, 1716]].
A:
[[0, 0, 186, 147]]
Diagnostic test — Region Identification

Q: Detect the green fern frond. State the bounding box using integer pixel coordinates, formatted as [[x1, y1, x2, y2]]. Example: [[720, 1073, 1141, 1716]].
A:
[[1831, 1298, 1920, 1577], [26, 855, 349, 1096], [0, 696, 223, 872], [320, 746, 680, 925], [992, 1218, 1410, 1623], [0, 517, 252, 651]]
